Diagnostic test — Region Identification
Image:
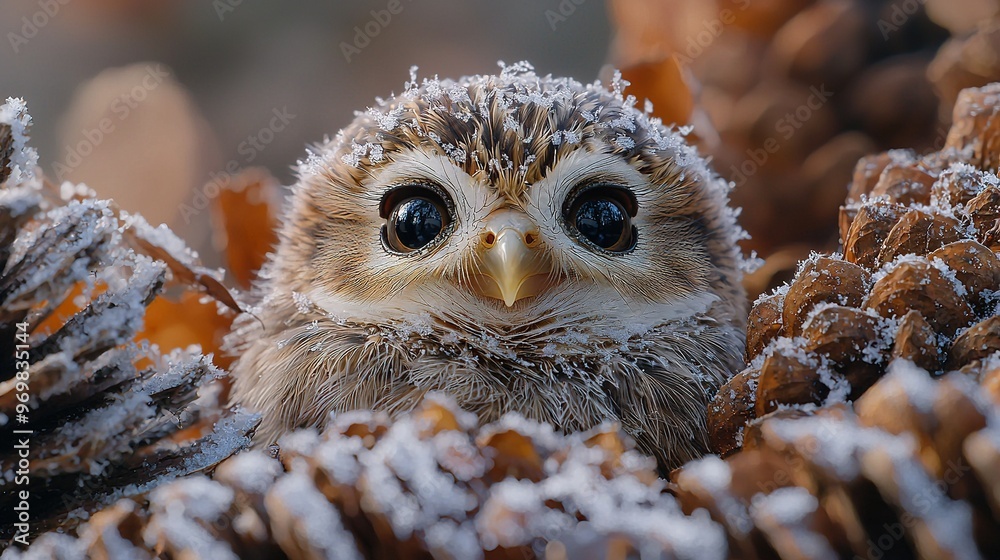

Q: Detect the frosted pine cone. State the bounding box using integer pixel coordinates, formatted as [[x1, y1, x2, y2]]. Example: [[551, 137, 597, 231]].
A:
[[10, 395, 729, 560], [710, 83, 1000, 458], [679, 361, 1000, 559], [0, 99, 258, 549], [695, 79, 1000, 554]]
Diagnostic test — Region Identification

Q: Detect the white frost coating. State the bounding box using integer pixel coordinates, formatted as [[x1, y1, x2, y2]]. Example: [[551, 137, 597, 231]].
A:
[[930, 162, 998, 213], [766, 413, 902, 481], [121, 210, 203, 269], [359, 417, 479, 538], [431, 429, 488, 482], [140, 352, 218, 395], [5, 200, 120, 301], [0, 532, 86, 560], [0, 184, 41, 218], [750, 487, 817, 526], [770, 410, 982, 560], [0, 97, 39, 188], [475, 417, 726, 559], [929, 256, 969, 297], [477, 411, 562, 452], [181, 410, 260, 472], [42, 391, 158, 474], [680, 455, 732, 492], [424, 520, 483, 560], [267, 471, 364, 560], [749, 488, 835, 560], [148, 476, 234, 520], [214, 449, 283, 495], [883, 360, 938, 413], [315, 434, 367, 485], [144, 476, 238, 560], [864, 445, 981, 560]]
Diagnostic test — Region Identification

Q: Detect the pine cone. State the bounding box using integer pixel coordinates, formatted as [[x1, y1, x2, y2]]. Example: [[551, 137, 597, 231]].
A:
[[698, 82, 1000, 558], [678, 362, 1000, 559], [11, 395, 733, 560], [710, 83, 1000, 458], [0, 99, 258, 549]]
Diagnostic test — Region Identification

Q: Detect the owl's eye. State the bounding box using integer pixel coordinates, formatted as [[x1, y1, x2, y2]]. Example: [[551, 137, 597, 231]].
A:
[[564, 185, 637, 253], [381, 185, 453, 254]]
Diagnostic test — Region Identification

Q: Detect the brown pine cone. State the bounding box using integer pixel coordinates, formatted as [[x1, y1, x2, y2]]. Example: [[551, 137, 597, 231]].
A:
[[0, 100, 257, 549], [681, 362, 1000, 559], [710, 83, 1000, 459], [13, 396, 732, 560]]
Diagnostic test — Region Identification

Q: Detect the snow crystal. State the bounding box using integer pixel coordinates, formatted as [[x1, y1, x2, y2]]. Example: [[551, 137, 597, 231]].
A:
[[1, 97, 40, 188], [291, 291, 315, 314], [613, 134, 635, 150], [341, 141, 370, 167], [367, 105, 405, 131], [739, 250, 764, 274]]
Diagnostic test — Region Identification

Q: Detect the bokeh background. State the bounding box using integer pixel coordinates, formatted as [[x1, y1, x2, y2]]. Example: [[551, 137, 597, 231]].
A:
[[4, 0, 1000, 296]]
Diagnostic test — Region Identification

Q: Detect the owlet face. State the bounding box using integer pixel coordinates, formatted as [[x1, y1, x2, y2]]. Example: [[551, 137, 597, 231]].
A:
[[230, 63, 747, 471]]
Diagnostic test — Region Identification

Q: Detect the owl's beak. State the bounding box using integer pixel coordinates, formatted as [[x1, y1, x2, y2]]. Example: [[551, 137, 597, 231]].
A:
[[473, 210, 550, 307]]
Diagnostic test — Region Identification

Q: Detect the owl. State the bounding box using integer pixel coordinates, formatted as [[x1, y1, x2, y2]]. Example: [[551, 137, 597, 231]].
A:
[[228, 62, 747, 471]]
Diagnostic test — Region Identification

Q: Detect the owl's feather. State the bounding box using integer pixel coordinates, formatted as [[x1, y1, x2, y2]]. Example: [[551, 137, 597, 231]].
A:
[[229, 63, 747, 470]]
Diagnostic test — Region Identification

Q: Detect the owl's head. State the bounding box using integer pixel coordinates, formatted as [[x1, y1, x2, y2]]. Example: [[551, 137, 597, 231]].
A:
[[273, 62, 745, 338]]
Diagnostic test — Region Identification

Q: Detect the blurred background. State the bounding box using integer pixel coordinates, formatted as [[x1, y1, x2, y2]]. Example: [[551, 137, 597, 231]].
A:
[[3, 0, 1000, 298]]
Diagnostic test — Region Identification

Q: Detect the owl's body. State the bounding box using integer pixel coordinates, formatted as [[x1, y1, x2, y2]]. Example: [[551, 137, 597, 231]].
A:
[[229, 63, 747, 470]]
